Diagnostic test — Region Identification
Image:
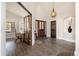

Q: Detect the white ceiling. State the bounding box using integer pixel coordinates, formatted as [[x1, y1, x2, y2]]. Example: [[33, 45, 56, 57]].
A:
[[6, 2, 29, 17], [6, 2, 75, 18], [21, 2, 75, 21]]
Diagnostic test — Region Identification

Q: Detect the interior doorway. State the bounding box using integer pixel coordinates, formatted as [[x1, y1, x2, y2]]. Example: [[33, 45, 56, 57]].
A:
[[35, 20, 46, 38], [51, 21, 56, 38], [24, 15, 32, 45]]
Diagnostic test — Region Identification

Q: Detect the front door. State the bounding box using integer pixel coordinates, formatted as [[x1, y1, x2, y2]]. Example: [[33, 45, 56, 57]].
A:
[[36, 20, 46, 37]]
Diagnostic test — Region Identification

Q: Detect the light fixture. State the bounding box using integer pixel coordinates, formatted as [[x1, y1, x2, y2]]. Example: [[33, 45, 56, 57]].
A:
[[51, 2, 56, 17], [68, 16, 72, 26], [68, 16, 72, 33]]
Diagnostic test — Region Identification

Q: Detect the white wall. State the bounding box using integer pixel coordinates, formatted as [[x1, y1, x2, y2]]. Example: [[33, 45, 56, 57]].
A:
[[0, 3, 1, 56], [6, 10, 24, 39], [19, 18, 24, 33], [54, 2, 75, 43], [56, 16, 75, 42], [75, 2, 79, 56], [0, 2, 6, 56], [6, 10, 23, 33], [63, 16, 75, 42]]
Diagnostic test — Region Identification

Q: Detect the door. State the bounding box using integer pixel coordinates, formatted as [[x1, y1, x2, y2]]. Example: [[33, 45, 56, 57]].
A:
[[36, 20, 46, 37], [51, 21, 56, 38], [24, 15, 32, 45]]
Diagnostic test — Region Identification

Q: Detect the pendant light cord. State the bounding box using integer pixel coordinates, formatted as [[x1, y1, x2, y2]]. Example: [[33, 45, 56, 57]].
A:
[[53, 2, 54, 9], [53, 2, 54, 11]]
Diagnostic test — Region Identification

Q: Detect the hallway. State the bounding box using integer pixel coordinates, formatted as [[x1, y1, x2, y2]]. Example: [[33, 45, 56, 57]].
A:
[[6, 38, 75, 56], [5, 2, 75, 56]]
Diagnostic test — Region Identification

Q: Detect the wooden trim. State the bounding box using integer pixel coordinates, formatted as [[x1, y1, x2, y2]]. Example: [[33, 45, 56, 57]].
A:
[[51, 21, 56, 38], [23, 15, 32, 46], [36, 20, 46, 22], [36, 20, 46, 37], [17, 2, 32, 15]]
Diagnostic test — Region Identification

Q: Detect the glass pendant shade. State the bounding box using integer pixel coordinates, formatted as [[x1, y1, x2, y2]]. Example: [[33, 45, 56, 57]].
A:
[[51, 2, 56, 17], [51, 8, 56, 17]]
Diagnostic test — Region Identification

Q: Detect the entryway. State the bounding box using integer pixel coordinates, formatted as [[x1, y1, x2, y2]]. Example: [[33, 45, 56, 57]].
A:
[[51, 21, 56, 38], [35, 20, 46, 38]]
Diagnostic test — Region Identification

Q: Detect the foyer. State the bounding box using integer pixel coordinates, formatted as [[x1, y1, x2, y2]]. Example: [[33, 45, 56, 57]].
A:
[[5, 2, 75, 56]]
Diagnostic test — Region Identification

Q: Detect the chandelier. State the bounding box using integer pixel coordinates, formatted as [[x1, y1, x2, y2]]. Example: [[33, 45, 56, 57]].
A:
[[51, 2, 56, 17]]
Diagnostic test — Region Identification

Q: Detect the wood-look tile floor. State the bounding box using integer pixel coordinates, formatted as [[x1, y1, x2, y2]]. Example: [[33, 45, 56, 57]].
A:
[[6, 37, 75, 56]]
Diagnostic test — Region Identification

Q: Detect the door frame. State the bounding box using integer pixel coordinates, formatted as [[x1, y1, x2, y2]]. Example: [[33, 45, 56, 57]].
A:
[[24, 15, 32, 45], [35, 20, 46, 38], [50, 20, 56, 38]]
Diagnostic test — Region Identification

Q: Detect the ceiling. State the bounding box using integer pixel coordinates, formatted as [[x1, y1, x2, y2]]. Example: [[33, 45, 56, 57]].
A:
[[6, 2, 75, 18], [6, 2, 29, 17]]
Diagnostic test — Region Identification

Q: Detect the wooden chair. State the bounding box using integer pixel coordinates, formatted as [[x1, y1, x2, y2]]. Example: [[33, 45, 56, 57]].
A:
[[15, 33, 24, 42]]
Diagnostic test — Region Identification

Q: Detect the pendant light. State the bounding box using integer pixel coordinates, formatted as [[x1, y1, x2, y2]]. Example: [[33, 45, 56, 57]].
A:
[[51, 2, 56, 17]]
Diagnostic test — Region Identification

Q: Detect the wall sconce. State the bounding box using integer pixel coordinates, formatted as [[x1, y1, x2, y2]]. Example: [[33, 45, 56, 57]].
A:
[[68, 17, 72, 33]]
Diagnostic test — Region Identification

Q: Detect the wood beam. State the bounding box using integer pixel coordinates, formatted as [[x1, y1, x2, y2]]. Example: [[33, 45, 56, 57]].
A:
[[17, 2, 32, 15]]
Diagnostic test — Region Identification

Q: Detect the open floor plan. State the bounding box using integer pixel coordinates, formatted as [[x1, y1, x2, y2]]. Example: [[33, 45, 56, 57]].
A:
[[1, 2, 76, 56]]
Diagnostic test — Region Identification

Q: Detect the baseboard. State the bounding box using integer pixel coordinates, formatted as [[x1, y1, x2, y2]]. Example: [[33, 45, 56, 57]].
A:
[[57, 37, 75, 43]]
